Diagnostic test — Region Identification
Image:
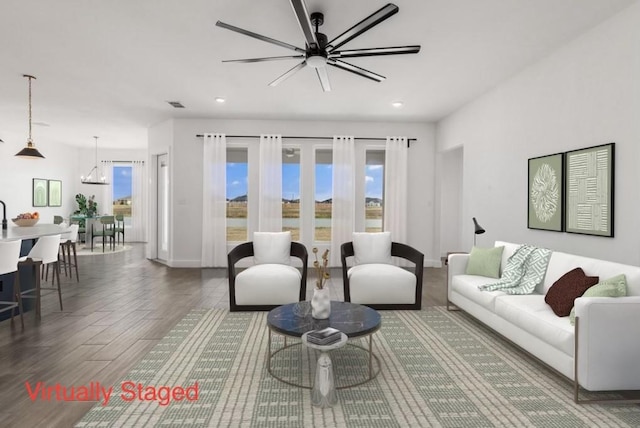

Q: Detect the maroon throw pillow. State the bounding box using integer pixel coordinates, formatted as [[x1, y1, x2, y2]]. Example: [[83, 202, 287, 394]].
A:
[[545, 267, 599, 317]]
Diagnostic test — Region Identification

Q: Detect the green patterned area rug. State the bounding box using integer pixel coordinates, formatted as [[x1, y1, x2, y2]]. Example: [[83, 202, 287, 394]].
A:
[[77, 308, 640, 427]]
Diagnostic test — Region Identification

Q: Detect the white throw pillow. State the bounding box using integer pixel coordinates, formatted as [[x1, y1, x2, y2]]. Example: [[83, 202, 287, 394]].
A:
[[353, 232, 392, 265], [253, 231, 291, 265]]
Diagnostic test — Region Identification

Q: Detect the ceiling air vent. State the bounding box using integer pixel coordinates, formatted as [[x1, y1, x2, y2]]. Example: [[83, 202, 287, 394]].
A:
[[167, 101, 185, 108]]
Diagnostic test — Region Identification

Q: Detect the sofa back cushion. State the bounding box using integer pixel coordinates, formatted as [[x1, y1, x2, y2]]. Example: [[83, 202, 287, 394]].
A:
[[253, 231, 291, 265], [541, 250, 640, 296], [353, 232, 392, 265]]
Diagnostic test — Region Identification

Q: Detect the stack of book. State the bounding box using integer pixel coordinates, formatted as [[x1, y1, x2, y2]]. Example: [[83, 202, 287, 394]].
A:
[[306, 327, 342, 346]]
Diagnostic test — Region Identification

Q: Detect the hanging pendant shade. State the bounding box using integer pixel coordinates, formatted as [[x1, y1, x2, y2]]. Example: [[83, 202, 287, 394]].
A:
[[15, 74, 45, 159], [81, 136, 110, 185]]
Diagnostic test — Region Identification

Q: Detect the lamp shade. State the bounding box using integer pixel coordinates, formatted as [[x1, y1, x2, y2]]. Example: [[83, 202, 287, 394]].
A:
[[473, 217, 485, 235], [15, 142, 45, 158]]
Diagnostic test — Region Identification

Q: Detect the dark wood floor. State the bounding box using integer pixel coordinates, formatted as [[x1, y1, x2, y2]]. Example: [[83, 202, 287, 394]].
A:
[[0, 244, 447, 427]]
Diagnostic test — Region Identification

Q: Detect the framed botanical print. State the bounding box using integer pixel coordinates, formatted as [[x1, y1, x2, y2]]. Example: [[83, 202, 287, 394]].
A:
[[564, 143, 615, 237], [528, 153, 564, 232], [48, 179, 62, 207], [32, 178, 48, 207]]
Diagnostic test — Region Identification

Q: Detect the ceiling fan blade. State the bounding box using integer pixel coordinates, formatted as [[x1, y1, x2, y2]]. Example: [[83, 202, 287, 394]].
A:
[[289, 0, 319, 49], [216, 21, 305, 53], [268, 61, 307, 87], [327, 3, 399, 52], [329, 45, 421, 59], [327, 59, 385, 82], [223, 55, 305, 64], [316, 67, 331, 92]]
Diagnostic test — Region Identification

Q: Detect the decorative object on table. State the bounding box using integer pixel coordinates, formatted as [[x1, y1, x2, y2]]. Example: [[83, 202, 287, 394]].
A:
[[306, 327, 342, 346], [472, 217, 485, 245], [15, 74, 44, 159], [0, 200, 7, 230], [47, 179, 62, 207], [311, 247, 331, 319], [564, 143, 615, 237], [32, 178, 48, 207], [528, 152, 564, 232], [80, 136, 110, 185], [12, 212, 40, 227]]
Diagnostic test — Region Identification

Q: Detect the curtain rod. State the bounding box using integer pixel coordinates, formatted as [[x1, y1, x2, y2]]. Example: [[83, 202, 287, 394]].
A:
[[195, 134, 415, 147], [100, 160, 145, 163]]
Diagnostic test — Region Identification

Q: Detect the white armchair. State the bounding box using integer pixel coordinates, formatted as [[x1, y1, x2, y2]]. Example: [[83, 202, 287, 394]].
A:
[[227, 232, 308, 311], [341, 232, 424, 310]]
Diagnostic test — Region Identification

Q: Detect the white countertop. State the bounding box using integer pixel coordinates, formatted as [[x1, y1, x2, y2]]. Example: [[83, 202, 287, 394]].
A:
[[0, 224, 66, 242]]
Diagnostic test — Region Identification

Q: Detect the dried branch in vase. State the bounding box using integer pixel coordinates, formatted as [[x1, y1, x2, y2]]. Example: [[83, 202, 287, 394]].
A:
[[312, 247, 330, 289]]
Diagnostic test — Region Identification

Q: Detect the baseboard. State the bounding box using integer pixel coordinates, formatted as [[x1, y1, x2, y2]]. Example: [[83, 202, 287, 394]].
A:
[[425, 259, 443, 268], [166, 259, 203, 268]]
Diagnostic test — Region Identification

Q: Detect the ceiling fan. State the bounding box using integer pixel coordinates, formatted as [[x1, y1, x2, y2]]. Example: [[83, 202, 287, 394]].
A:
[[216, 1, 420, 92]]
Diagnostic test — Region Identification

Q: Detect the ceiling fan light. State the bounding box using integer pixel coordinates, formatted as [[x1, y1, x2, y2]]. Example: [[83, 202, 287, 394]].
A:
[[306, 55, 327, 69]]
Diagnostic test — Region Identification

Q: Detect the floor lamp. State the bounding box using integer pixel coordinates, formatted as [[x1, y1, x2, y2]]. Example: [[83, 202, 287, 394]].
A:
[[473, 217, 485, 246]]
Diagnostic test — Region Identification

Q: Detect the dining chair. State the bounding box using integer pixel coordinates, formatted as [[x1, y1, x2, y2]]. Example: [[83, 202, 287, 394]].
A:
[[115, 214, 125, 246], [0, 240, 24, 327], [91, 216, 115, 252]]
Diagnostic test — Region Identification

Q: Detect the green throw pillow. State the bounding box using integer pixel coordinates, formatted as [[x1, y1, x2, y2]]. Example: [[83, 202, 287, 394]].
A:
[[465, 246, 504, 279], [569, 274, 627, 325]]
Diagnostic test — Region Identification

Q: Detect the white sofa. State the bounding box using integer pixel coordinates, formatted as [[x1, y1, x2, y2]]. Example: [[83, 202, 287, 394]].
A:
[[448, 241, 640, 401]]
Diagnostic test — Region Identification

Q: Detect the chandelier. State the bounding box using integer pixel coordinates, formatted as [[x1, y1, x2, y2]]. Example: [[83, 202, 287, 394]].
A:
[[81, 136, 109, 185], [15, 74, 45, 158]]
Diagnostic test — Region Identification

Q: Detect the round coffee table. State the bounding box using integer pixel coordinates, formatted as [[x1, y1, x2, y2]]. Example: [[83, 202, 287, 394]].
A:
[[266, 301, 381, 389]]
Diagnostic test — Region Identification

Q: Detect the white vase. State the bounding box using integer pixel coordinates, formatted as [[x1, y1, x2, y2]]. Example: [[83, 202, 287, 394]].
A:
[[311, 287, 331, 319]]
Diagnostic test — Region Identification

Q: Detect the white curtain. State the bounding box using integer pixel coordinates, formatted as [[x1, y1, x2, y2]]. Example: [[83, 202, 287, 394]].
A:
[[202, 134, 227, 267], [258, 134, 283, 232], [330, 136, 355, 266], [384, 136, 408, 244], [101, 161, 114, 215], [130, 161, 146, 242]]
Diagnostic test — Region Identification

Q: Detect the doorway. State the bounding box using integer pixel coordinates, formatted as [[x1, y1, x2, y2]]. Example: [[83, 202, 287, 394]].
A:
[[157, 153, 169, 262]]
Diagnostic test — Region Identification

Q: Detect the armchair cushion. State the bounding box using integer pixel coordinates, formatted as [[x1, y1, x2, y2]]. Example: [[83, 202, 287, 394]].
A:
[[348, 264, 416, 305], [253, 231, 291, 265], [235, 264, 301, 306], [352, 232, 392, 265]]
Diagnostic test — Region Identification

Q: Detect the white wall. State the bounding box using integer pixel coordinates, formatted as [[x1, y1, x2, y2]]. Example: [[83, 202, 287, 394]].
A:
[[149, 118, 437, 267], [1, 139, 79, 223], [436, 2, 640, 264]]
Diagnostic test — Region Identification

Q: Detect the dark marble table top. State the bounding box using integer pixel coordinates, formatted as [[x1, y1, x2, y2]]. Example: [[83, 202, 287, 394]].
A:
[[267, 301, 381, 338]]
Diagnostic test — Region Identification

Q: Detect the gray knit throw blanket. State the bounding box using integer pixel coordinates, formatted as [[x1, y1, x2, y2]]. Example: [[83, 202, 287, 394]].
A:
[[479, 245, 552, 294]]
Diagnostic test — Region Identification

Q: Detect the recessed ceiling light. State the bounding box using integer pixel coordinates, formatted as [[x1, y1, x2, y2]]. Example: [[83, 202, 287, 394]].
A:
[[215, 97, 226, 104], [392, 101, 404, 108]]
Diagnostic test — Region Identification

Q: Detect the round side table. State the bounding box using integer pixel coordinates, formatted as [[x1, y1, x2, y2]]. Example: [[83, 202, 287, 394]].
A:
[[302, 332, 348, 408]]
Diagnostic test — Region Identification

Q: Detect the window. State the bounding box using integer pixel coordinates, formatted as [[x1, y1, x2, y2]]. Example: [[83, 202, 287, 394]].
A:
[[315, 149, 332, 241], [113, 165, 132, 225], [282, 148, 301, 240], [365, 150, 384, 232], [227, 148, 248, 242]]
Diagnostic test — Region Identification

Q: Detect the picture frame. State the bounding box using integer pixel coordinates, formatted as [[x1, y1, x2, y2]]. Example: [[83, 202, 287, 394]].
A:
[[528, 152, 564, 232], [564, 142, 615, 237], [32, 178, 48, 207], [48, 179, 62, 207]]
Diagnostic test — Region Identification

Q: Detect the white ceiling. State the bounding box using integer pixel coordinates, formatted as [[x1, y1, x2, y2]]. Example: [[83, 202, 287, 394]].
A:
[[0, 0, 635, 149]]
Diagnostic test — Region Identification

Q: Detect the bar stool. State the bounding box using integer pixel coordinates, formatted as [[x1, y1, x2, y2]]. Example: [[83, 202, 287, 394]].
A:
[[19, 234, 62, 318], [59, 224, 80, 282], [0, 240, 24, 328]]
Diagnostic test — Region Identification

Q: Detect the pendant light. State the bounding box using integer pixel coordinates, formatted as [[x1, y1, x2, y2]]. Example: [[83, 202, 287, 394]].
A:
[[81, 136, 109, 185], [15, 74, 45, 158]]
